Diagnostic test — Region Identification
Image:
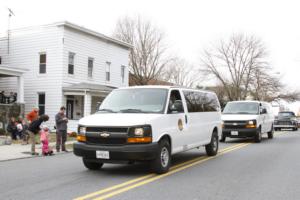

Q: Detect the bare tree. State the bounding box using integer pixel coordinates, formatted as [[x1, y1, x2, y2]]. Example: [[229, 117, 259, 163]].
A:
[[113, 16, 173, 85], [164, 58, 202, 88], [200, 33, 281, 101]]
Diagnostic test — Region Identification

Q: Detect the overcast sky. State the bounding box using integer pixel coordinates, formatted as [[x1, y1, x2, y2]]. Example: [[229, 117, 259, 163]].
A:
[[0, 0, 299, 89]]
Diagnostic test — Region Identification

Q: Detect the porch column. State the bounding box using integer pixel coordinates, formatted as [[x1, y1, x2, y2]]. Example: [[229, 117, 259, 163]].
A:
[[17, 75, 24, 103], [84, 92, 91, 117]]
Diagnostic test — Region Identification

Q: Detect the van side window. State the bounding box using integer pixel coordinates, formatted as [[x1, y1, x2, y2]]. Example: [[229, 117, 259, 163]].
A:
[[204, 93, 220, 112], [183, 91, 220, 112], [168, 90, 184, 113], [183, 91, 204, 112]]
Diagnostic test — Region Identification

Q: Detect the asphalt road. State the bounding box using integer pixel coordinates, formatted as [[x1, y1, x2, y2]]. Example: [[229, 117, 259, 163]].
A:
[[1, 130, 300, 200]]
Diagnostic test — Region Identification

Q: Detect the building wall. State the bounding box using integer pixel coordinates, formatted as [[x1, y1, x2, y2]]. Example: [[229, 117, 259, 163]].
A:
[[0, 25, 64, 129], [0, 23, 130, 131], [62, 27, 129, 88]]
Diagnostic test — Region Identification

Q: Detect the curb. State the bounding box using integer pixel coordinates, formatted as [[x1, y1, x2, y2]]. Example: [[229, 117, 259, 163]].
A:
[[0, 149, 74, 163]]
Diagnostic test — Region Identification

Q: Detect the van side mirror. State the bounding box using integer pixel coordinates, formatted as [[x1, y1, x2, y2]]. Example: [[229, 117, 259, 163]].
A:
[[260, 108, 267, 114], [169, 100, 184, 113]]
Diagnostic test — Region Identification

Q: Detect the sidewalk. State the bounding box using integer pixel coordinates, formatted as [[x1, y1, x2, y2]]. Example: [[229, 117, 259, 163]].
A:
[[0, 141, 75, 162]]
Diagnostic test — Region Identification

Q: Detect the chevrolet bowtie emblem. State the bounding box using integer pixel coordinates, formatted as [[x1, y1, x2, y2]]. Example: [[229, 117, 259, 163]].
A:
[[233, 123, 238, 126], [100, 132, 110, 137]]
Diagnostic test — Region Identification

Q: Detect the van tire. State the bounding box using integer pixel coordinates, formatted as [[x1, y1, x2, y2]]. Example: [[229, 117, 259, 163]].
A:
[[293, 127, 298, 131], [205, 132, 218, 156], [267, 125, 274, 139], [254, 127, 262, 143], [151, 139, 171, 174], [83, 158, 103, 170]]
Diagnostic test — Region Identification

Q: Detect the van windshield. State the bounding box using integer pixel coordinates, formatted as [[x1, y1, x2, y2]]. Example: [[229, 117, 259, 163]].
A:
[[98, 88, 168, 113], [223, 102, 259, 115]]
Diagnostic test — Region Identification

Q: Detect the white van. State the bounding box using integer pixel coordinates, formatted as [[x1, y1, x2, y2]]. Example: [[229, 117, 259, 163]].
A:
[[74, 86, 222, 174], [221, 101, 275, 143]]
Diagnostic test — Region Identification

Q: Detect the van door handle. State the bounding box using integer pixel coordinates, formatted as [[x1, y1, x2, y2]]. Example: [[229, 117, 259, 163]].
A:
[[185, 115, 188, 124]]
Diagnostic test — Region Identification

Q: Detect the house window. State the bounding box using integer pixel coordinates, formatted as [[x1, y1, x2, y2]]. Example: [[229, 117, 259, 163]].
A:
[[88, 58, 94, 78], [121, 65, 125, 83], [38, 93, 45, 115], [68, 52, 75, 75], [106, 62, 111, 82], [39, 53, 46, 74]]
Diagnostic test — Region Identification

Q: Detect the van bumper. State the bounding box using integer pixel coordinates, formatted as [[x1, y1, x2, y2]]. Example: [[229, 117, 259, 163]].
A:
[[73, 142, 159, 163], [222, 128, 259, 138]]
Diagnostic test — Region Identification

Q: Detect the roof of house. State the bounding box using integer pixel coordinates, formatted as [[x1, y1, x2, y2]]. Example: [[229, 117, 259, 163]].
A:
[[0, 65, 28, 77], [62, 82, 116, 93], [4, 21, 132, 49]]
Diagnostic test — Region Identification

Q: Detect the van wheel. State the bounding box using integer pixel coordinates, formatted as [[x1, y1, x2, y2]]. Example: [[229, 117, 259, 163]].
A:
[[293, 127, 298, 131], [267, 125, 274, 139], [151, 139, 171, 174], [254, 127, 262, 143], [220, 134, 226, 142], [205, 132, 218, 156], [83, 158, 103, 170]]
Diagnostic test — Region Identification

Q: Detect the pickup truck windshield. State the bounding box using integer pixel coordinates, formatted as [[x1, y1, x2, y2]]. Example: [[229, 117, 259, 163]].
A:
[[223, 102, 259, 115], [98, 88, 168, 113]]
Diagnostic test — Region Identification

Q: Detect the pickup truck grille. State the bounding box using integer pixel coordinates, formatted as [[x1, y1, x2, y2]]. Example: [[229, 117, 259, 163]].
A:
[[85, 127, 128, 145]]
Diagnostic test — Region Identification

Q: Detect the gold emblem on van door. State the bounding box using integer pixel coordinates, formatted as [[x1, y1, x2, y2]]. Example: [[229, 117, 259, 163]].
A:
[[100, 132, 110, 138], [178, 119, 183, 131]]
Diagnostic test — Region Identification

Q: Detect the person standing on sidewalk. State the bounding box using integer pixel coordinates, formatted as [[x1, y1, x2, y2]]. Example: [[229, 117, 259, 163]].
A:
[[55, 106, 68, 152], [28, 115, 49, 155]]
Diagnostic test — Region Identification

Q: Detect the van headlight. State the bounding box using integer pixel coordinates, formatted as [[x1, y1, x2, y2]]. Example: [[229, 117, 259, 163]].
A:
[[246, 120, 256, 128], [128, 125, 152, 143], [79, 126, 86, 135], [77, 126, 87, 142]]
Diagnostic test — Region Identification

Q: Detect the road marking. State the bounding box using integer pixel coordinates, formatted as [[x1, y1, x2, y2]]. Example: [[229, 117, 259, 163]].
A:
[[92, 142, 251, 200], [74, 142, 249, 200]]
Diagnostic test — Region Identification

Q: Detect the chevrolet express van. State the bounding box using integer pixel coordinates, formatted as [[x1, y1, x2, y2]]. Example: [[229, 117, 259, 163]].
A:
[[221, 101, 275, 143], [74, 86, 222, 174]]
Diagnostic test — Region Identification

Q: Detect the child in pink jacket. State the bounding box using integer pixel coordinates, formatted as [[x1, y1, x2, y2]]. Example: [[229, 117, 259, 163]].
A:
[[40, 125, 53, 156]]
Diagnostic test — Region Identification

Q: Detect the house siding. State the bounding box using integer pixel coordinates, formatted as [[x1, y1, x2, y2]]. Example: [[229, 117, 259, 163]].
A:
[[0, 22, 130, 131], [62, 27, 129, 88], [0, 26, 64, 129]]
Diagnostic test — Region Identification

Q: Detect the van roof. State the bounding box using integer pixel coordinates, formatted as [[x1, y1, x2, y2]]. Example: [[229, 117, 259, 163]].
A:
[[117, 85, 215, 94]]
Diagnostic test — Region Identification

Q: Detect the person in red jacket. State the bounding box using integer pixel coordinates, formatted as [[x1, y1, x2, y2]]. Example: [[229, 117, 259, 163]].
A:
[[26, 108, 39, 123]]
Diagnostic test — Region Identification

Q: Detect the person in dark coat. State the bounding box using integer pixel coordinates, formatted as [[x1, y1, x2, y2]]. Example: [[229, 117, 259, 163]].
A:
[[28, 115, 49, 155], [6, 117, 17, 140], [55, 106, 68, 152]]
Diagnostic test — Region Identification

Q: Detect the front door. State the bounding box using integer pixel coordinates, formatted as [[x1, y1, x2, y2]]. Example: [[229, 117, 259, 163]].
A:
[[66, 99, 74, 119]]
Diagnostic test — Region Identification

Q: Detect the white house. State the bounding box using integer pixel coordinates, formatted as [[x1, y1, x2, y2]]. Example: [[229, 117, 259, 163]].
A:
[[0, 21, 131, 131]]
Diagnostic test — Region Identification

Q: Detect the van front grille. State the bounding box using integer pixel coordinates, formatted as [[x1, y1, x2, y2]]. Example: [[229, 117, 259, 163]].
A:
[[85, 127, 128, 145]]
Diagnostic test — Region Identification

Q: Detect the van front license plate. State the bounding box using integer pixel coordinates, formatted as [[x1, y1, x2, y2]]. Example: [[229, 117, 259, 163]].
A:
[[231, 131, 238, 136], [96, 151, 110, 159]]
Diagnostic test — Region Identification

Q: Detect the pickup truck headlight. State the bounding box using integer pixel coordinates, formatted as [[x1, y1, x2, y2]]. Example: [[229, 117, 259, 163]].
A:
[[77, 126, 87, 142], [128, 125, 152, 143]]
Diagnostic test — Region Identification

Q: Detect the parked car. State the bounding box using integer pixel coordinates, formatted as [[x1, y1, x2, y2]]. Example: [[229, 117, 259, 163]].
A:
[[274, 111, 298, 131], [221, 101, 275, 143], [73, 86, 222, 174]]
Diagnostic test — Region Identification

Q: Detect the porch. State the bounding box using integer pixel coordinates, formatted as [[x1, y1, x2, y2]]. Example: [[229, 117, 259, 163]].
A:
[[0, 65, 27, 133], [0, 65, 27, 104], [63, 83, 115, 131]]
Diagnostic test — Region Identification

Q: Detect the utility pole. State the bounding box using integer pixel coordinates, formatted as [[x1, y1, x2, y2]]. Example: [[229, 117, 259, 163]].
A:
[[7, 8, 15, 55]]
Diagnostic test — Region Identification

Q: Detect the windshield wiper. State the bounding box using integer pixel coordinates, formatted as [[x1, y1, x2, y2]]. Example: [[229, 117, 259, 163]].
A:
[[97, 109, 116, 113], [120, 108, 144, 113]]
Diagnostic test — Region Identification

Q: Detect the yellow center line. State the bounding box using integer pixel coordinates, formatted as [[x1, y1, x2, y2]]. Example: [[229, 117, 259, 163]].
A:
[[93, 142, 251, 200], [74, 142, 247, 200]]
